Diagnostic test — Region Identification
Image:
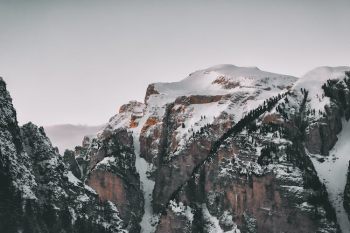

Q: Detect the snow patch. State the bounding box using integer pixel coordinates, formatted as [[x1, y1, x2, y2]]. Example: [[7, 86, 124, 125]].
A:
[[84, 184, 98, 195], [66, 171, 81, 186], [169, 200, 194, 222], [202, 204, 241, 233], [131, 110, 159, 233], [309, 118, 350, 233]]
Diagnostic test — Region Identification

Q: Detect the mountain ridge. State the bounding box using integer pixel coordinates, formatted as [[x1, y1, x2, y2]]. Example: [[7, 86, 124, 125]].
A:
[[1, 64, 350, 233], [71, 65, 349, 232]]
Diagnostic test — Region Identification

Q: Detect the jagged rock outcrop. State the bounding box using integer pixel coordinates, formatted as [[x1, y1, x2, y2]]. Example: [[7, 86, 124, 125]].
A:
[[0, 77, 37, 232], [88, 65, 347, 232], [145, 84, 160, 103], [152, 110, 235, 212], [143, 66, 348, 232], [63, 149, 81, 179], [3, 64, 350, 233], [304, 96, 343, 156], [85, 129, 144, 232], [64, 127, 144, 232], [0, 77, 128, 232], [156, 121, 340, 232], [153, 71, 348, 231]]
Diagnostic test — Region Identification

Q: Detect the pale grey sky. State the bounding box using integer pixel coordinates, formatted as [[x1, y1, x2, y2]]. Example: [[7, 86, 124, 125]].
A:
[[1, 0, 349, 126]]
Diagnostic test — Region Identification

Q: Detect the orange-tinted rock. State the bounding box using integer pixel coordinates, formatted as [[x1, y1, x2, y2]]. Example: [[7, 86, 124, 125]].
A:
[[85, 128, 144, 232], [119, 101, 144, 114], [212, 76, 240, 89], [139, 105, 173, 167], [175, 95, 223, 105], [145, 83, 160, 103], [141, 117, 159, 134], [153, 112, 235, 213], [262, 113, 281, 124], [88, 170, 128, 218], [130, 115, 140, 128], [156, 133, 336, 233]]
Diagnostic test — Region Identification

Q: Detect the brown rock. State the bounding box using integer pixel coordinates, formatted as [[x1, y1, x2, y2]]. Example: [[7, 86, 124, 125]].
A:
[[88, 170, 128, 218], [145, 83, 160, 103]]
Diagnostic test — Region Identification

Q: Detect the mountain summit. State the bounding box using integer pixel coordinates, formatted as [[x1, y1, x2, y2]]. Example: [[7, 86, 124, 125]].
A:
[[1, 65, 350, 233]]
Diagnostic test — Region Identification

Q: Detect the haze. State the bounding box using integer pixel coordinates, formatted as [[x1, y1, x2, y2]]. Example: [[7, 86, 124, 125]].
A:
[[44, 124, 103, 154]]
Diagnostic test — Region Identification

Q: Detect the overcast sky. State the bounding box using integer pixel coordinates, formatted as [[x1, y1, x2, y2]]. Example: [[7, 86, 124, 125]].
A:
[[1, 0, 349, 126]]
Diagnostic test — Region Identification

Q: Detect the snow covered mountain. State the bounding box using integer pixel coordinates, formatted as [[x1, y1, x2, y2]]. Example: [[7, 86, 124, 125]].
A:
[[0, 78, 134, 233], [1, 64, 350, 233]]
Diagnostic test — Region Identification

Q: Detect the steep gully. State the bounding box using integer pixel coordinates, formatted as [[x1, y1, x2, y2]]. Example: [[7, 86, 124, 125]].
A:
[[131, 110, 159, 233], [310, 118, 350, 233]]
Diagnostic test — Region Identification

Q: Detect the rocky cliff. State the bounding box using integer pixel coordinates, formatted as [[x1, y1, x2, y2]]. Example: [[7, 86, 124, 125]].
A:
[[0, 77, 133, 233], [2, 64, 350, 233], [72, 65, 350, 232]]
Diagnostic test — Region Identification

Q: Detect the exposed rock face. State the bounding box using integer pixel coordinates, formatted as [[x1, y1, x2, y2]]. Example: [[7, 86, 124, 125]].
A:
[[212, 75, 240, 89], [149, 66, 349, 232], [63, 149, 81, 178], [145, 84, 160, 103], [99, 65, 348, 232], [0, 78, 37, 232], [71, 128, 144, 232], [0, 77, 36, 197], [174, 95, 224, 105], [155, 102, 340, 232], [139, 107, 170, 167], [87, 169, 142, 230], [3, 65, 350, 232], [152, 111, 234, 212], [0, 77, 128, 232], [304, 99, 343, 156]]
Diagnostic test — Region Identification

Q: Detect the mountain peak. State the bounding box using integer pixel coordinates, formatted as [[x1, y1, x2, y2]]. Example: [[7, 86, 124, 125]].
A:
[[294, 66, 350, 92], [144, 64, 297, 105], [301, 66, 350, 80]]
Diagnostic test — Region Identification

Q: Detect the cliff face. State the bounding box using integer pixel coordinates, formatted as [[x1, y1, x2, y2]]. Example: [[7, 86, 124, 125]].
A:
[[0, 78, 37, 232], [66, 128, 144, 232], [86, 129, 144, 232], [155, 108, 340, 232], [3, 65, 350, 233], [0, 78, 128, 232], [152, 108, 235, 212], [73, 65, 350, 232]]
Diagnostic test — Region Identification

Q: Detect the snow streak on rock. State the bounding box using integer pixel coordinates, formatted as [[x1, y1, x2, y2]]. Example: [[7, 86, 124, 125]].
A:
[[202, 204, 241, 233], [131, 111, 159, 233], [310, 118, 350, 233]]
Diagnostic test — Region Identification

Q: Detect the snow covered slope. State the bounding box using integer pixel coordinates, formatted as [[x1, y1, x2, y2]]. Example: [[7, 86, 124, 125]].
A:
[[295, 66, 350, 233], [89, 64, 299, 233], [293, 66, 350, 119], [74, 64, 350, 232], [310, 119, 350, 233], [153, 64, 296, 96], [104, 65, 297, 134]]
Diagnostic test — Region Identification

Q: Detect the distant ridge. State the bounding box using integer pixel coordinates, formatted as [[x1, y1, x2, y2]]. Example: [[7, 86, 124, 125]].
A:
[[44, 124, 103, 154]]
